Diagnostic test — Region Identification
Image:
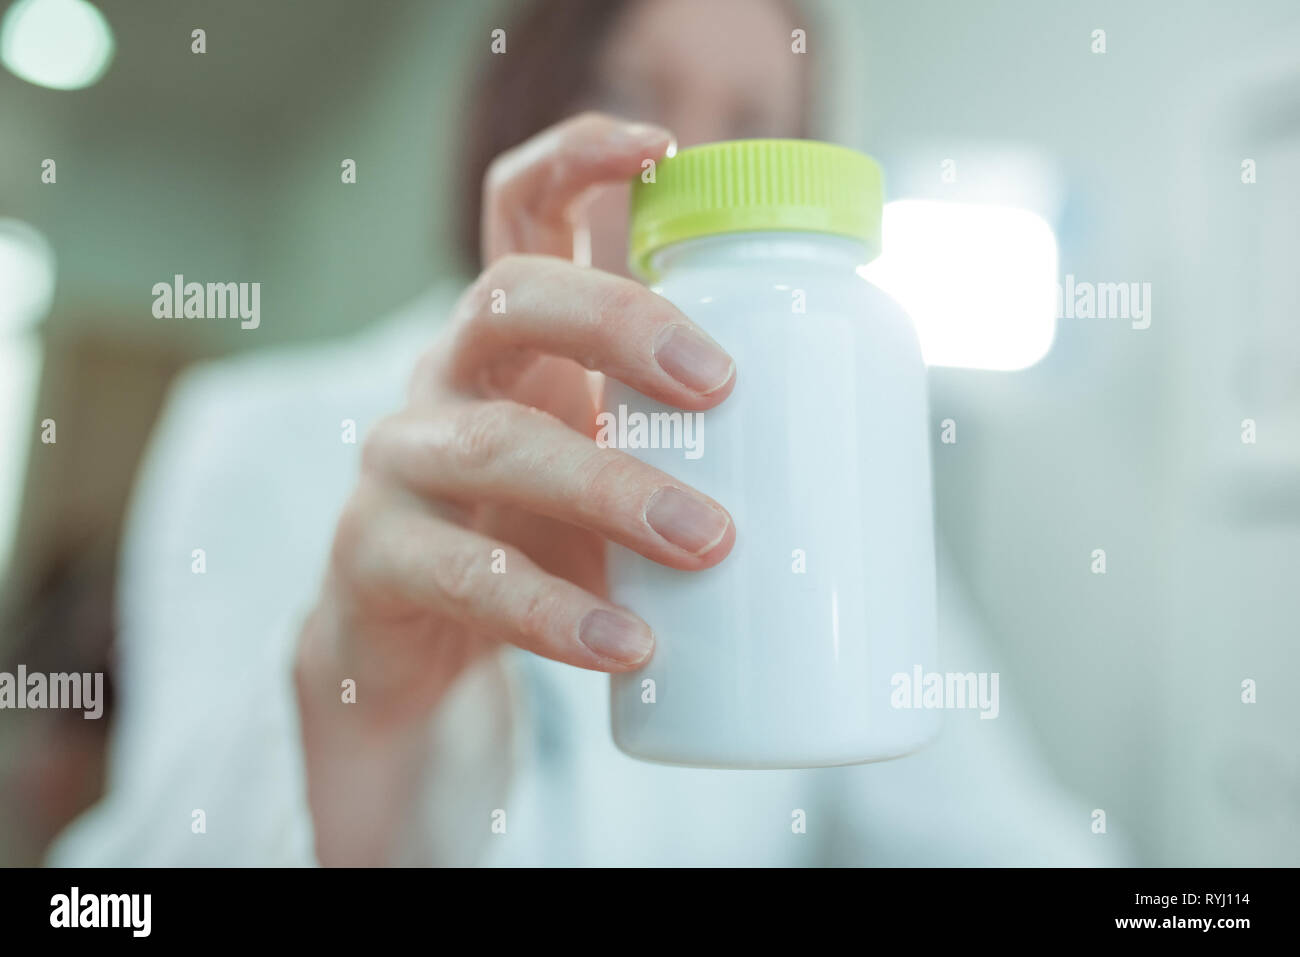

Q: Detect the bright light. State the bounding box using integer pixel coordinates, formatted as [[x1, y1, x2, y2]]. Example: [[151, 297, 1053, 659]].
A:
[[1, 0, 114, 91], [0, 218, 56, 333], [0, 219, 54, 584], [0, 335, 42, 584], [862, 199, 1058, 371]]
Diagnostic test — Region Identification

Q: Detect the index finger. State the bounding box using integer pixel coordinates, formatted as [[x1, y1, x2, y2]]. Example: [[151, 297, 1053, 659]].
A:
[[481, 111, 674, 263]]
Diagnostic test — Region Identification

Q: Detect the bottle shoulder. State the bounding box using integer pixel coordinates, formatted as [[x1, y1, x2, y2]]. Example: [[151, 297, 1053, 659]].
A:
[[653, 262, 906, 320]]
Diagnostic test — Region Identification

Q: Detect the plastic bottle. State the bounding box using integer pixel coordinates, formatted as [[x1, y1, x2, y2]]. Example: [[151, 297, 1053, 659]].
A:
[[605, 139, 939, 768]]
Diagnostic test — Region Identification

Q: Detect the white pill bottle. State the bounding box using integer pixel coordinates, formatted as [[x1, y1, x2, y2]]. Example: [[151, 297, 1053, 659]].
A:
[[605, 139, 939, 768]]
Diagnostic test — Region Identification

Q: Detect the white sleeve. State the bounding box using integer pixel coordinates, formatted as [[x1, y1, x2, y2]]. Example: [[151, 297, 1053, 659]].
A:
[[46, 308, 520, 867], [45, 362, 322, 866]]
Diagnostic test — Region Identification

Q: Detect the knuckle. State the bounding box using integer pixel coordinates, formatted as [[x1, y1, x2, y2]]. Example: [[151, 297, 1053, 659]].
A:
[[406, 347, 447, 403], [594, 276, 645, 325], [567, 110, 608, 138], [331, 484, 380, 575], [483, 151, 514, 197], [456, 268, 496, 323], [359, 415, 399, 475], [484, 253, 529, 289], [463, 256, 526, 321], [517, 583, 559, 645], [578, 447, 639, 520], [449, 399, 516, 470], [430, 544, 481, 607], [571, 280, 642, 370]]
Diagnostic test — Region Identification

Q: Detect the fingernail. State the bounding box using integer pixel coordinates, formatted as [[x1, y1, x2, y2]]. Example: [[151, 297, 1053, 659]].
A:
[[654, 324, 735, 394], [579, 609, 654, 664], [617, 121, 671, 145], [646, 487, 731, 555]]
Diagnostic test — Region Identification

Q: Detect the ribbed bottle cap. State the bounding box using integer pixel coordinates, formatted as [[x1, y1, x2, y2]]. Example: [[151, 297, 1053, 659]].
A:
[[628, 139, 883, 280]]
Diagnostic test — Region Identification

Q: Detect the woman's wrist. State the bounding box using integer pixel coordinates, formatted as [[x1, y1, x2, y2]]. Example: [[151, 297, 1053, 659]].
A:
[[293, 602, 437, 865], [294, 583, 461, 733]]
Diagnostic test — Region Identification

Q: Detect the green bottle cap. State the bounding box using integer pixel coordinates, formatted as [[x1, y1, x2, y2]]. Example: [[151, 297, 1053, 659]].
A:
[[628, 138, 884, 280]]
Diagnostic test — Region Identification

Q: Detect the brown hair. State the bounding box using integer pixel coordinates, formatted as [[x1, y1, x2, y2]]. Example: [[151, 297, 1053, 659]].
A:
[[455, 0, 635, 272], [455, 0, 813, 273]]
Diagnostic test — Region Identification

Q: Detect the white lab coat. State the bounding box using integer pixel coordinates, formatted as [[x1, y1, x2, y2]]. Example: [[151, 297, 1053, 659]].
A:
[[47, 284, 1127, 866]]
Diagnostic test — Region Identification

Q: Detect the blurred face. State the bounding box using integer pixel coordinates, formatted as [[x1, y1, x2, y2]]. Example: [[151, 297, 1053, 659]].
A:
[[580, 0, 808, 275]]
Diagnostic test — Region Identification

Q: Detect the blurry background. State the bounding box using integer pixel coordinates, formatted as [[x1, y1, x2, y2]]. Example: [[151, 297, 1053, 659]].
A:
[[1, 0, 1297, 865]]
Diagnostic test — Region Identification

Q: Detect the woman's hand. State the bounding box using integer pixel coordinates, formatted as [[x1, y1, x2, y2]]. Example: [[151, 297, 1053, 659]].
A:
[[294, 113, 737, 863]]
